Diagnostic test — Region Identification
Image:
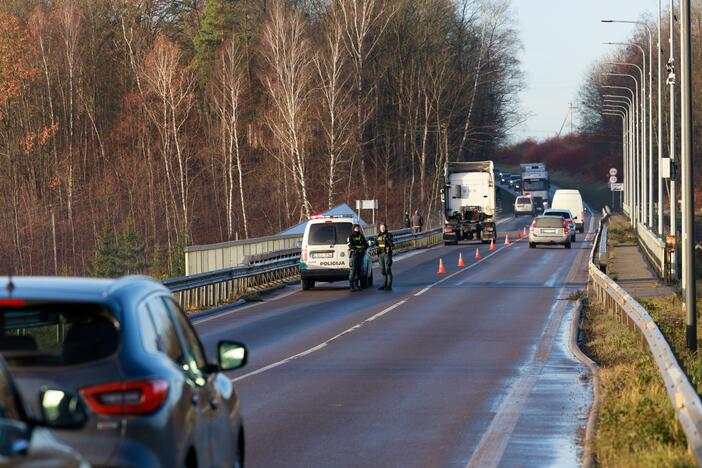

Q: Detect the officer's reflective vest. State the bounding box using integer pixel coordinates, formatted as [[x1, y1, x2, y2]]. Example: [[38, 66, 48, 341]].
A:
[[349, 233, 367, 253], [377, 232, 393, 254]]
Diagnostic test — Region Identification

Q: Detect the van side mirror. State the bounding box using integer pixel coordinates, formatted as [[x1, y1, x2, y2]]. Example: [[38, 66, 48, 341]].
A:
[[39, 388, 87, 429], [218, 341, 248, 371], [296, 241, 302, 249]]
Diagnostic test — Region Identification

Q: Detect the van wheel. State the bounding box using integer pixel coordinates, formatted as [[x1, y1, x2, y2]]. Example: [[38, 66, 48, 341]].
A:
[[529, 242, 535, 249], [301, 279, 314, 290], [368, 272, 373, 287]]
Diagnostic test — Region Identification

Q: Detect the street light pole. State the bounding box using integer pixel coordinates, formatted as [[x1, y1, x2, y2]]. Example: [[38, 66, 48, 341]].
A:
[[680, 0, 696, 351], [604, 94, 634, 210], [658, 1, 664, 236], [669, 0, 678, 278], [604, 73, 642, 224], [604, 111, 628, 210], [602, 21, 655, 228], [603, 86, 637, 223]]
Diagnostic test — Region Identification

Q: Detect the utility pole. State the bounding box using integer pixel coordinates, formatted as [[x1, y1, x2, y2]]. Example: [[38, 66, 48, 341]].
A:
[[680, 0, 696, 350]]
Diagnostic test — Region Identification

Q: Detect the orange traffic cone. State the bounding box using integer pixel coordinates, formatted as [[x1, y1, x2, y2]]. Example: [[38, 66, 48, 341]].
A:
[[490, 238, 496, 251], [505, 234, 510, 245], [437, 258, 447, 275], [458, 252, 466, 267], [474, 248, 481, 259], [516, 229, 521, 239], [523, 226, 527, 237]]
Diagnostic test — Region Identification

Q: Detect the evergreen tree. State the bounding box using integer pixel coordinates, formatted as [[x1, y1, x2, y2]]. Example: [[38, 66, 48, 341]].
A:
[[92, 228, 122, 278], [120, 220, 148, 274], [193, 0, 240, 84]]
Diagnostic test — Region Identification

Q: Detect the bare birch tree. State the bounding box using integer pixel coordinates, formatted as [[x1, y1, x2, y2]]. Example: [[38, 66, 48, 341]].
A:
[[140, 35, 195, 240], [212, 39, 248, 239], [338, 0, 395, 197], [261, 1, 314, 219], [315, 5, 354, 209]]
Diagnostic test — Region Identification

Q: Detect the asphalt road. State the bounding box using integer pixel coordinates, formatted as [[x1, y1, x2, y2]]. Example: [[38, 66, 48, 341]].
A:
[[194, 210, 596, 467]]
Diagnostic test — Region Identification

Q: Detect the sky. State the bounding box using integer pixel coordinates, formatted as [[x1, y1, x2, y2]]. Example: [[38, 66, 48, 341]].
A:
[[509, 0, 658, 142]]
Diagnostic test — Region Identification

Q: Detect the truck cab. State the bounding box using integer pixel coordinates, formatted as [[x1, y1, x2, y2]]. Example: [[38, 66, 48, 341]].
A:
[[442, 161, 497, 245]]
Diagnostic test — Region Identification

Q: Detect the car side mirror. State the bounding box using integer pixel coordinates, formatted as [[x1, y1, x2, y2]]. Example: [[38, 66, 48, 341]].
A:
[[296, 241, 302, 249], [218, 341, 248, 371], [0, 420, 30, 457], [39, 388, 87, 429]]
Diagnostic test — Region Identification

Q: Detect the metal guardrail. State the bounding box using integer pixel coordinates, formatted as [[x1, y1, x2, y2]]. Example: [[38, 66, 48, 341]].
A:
[[588, 212, 702, 463], [165, 227, 443, 310], [596, 222, 608, 273], [636, 221, 666, 278]]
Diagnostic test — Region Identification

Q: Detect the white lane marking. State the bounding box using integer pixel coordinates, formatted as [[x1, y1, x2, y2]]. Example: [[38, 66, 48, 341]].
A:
[[465, 292, 571, 468], [231, 300, 408, 383], [414, 241, 520, 297]]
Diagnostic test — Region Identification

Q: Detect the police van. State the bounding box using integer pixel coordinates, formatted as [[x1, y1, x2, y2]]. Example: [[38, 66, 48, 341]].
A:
[[299, 215, 373, 290]]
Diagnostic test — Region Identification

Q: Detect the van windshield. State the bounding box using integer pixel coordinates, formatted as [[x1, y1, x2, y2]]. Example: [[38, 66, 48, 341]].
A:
[[308, 222, 353, 246]]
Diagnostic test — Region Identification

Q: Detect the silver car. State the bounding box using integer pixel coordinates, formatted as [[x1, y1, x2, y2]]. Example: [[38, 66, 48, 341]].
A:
[[528, 216, 571, 249], [543, 208, 576, 242]]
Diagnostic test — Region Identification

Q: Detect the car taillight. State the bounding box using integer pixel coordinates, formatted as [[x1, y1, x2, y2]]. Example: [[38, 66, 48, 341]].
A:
[[530, 220, 536, 232], [443, 226, 453, 233], [563, 222, 569, 234], [301, 249, 308, 261], [0, 299, 26, 307], [81, 379, 169, 416]]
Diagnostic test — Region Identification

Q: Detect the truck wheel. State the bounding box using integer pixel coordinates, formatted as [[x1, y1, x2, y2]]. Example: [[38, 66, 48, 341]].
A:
[[301, 279, 314, 290]]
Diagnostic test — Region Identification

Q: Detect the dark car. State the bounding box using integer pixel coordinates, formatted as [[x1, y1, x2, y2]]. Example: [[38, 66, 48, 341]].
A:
[[509, 175, 522, 191], [0, 276, 248, 468], [0, 353, 87, 467]]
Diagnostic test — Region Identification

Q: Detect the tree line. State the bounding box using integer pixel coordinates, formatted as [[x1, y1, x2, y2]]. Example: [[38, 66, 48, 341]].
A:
[[0, 0, 522, 277]]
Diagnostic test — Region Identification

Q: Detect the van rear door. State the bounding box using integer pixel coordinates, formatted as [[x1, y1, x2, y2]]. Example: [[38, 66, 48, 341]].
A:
[[306, 222, 353, 270]]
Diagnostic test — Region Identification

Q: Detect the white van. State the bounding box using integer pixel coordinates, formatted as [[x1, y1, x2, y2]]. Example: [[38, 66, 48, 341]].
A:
[[299, 215, 373, 290], [550, 189, 585, 232]]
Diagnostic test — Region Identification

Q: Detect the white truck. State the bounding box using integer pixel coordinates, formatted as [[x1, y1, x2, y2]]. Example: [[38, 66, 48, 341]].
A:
[[520, 163, 550, 210], [441, 161, 497, 245]]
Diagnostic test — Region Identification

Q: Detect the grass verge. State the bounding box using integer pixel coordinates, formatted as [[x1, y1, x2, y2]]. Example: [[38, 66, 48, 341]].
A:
[[581, 302, 694, 467]]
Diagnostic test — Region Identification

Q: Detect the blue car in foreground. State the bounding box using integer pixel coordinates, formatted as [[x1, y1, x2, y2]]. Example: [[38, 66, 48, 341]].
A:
[[0, 275, 248, 467]]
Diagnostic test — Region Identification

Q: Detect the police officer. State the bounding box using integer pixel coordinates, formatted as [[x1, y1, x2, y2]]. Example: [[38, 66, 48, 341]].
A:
[[347, 224, 369, 292], [376, 223, 394, 291]]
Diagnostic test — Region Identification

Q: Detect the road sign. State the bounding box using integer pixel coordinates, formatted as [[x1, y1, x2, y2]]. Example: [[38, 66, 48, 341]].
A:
[[609, 175, 618, 184], [609, 168, 618, 176], [611, 182, 624, 192]]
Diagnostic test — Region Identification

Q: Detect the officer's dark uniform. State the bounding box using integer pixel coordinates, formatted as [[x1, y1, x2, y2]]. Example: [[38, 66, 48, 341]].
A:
[[348, 226, 368, 291], [376, 227, 394, 291]]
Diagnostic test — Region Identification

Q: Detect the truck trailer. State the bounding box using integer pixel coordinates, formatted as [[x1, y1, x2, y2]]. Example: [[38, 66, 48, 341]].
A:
[[441, 161, 497, 245]]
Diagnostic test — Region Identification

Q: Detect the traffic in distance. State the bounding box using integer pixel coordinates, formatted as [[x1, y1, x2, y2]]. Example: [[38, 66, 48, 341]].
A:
[[0, 158, 589, 467]]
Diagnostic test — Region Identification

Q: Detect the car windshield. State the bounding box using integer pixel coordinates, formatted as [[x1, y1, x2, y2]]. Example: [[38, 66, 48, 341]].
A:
[[535, 217, 564, 228], [308, 222, 353, 246], [523, 179, 548, 191], [0, 303, 119, 367]]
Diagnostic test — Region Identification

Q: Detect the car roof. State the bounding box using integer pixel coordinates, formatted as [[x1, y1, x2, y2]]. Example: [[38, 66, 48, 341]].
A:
[[554, 189, 581, 195], [0, 276, 169, 304]]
